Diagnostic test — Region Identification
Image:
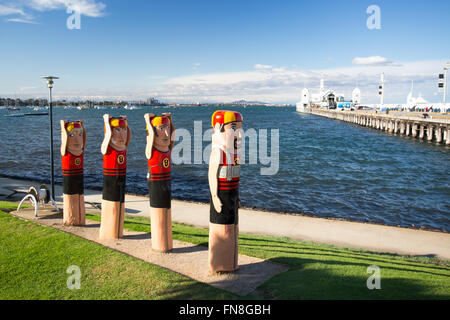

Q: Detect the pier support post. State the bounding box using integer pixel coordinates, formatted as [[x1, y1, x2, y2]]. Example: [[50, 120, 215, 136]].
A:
[[419, 125, 425, 139], [387, 121, 391, 133], [394, 121, 399, 134], [436, 127, 442, 143], [446, 128, 450, 145], [400, 122, 405, 135], [427, 126, 434, 141], [412, 124, 418, 137], [406, 122, 410, 136]]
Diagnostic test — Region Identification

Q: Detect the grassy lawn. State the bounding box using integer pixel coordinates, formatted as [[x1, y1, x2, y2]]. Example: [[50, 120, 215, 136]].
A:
[[0, 202, 233, 300], [1, 200, 449, 299]]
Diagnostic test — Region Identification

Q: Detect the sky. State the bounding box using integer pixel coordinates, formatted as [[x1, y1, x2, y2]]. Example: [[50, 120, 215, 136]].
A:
[[1, 0, 450, 104]]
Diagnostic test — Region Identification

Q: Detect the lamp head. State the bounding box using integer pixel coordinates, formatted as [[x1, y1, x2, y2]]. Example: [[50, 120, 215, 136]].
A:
[[444, 62, 450, 70], [41, 76, 59, 88]]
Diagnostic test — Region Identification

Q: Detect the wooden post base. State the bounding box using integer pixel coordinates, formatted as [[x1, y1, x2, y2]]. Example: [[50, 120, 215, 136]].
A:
[[63, 194, 86, 226], [99, 200, 125, 240], [208, 223, 239, 274], [150, 208, 173, 252]]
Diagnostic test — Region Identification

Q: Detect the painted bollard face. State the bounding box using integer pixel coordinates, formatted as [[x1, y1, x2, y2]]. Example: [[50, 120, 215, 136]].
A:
[[109, 118, 128, 151], [152, 117, 171, 151], [212, 111, 243, 165], [66, 124, 84, 156], [61, 120, 86, 157], [223, 121, 243, 155]]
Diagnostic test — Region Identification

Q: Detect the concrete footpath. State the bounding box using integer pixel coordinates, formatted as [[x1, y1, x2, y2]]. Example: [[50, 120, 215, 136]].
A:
[[1, 177, 449, 261]]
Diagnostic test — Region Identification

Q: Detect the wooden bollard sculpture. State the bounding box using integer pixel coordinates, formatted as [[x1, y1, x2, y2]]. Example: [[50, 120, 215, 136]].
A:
[[99, 115, 131, 239], [144, 113, 175, 252], [60, 120, 86, 225], [208, 110, 243, 274]]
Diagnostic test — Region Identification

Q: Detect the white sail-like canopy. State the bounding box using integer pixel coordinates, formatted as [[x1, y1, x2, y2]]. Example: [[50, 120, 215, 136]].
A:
[[352, 88, 361, 104], [415, 94, 428, 104], [301, 88, 310, 104]]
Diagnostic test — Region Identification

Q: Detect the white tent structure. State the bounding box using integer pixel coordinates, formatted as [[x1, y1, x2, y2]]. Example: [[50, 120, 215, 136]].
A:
[[352, 87, 361, 105]]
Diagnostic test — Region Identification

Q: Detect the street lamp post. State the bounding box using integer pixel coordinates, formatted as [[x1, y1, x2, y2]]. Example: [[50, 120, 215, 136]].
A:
[[41, 76, 60, 211], [443, 62, 450, 104], [379, 73, 385, 106]]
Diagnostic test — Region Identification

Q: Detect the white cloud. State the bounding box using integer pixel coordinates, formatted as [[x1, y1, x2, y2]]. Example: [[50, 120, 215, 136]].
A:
[[0, 0, 106, 23], [0, 3, 36, 23], [254, 64, 272, 70], [20, 86, 37, 91], [28, 0, 106, 17], [352, 56, 401, 67], [0, 4, 25, 16], [9, 60, 445, 105], [147, 59, 445, 104], [7, 17, 36, 23]]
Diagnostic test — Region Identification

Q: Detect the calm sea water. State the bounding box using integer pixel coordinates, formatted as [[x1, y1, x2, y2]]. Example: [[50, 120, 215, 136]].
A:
[[1, 106, 449, 232]]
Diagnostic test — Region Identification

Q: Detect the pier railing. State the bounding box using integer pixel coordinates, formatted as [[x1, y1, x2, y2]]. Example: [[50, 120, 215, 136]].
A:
[[309, 109, 450, 145]]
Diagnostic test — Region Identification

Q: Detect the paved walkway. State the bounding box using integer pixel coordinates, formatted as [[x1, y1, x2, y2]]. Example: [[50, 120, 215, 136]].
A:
[[1, 177, 449, 261]]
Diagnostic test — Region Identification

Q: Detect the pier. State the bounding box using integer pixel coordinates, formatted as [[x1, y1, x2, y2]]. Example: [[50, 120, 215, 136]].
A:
[[309, 109, 450, 145]]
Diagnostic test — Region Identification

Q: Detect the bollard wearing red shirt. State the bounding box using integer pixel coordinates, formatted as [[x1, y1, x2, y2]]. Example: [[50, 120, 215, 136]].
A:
[[60, 120, 86, 226], [208, 110, 243, 274], [99, 114, 132, 240], [144, 113, 175, 252]]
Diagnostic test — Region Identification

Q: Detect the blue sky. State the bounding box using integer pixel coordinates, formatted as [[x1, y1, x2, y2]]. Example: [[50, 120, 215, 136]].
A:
[[1, 0, 449, 103]]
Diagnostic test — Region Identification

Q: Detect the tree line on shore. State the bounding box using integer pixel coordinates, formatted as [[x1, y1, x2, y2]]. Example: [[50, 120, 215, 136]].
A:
[[0, 97, 167, 108]]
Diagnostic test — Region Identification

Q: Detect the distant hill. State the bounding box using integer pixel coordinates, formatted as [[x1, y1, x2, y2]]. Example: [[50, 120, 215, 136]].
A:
[[231, 99, 269, 105]]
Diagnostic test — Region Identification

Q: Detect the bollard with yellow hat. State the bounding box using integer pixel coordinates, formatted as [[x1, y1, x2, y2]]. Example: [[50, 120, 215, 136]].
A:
[[60, 120, 87, 226], [99, 114, 132, 240], [144, 112, 175, 252], [208, 110, 243, 274]]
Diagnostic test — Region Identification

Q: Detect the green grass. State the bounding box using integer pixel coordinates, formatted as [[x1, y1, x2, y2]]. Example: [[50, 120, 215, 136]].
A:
[[86, 212, 450, 300], [1, 201, 449, 299], [0, 203, 233, 300], [0, 201, 30, 211]]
